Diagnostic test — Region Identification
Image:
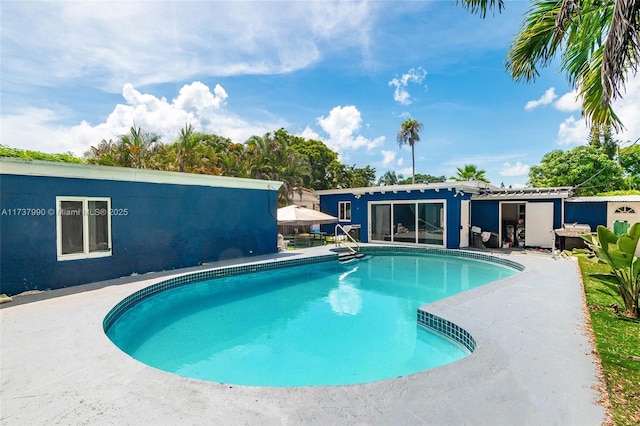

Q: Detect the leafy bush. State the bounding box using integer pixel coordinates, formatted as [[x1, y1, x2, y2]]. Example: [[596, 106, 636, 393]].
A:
[[0, 145, 83, 163], [581, 224, 640, 318]]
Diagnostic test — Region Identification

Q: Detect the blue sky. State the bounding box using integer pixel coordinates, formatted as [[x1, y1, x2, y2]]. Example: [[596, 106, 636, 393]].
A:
[[2, 1, 639, 187]]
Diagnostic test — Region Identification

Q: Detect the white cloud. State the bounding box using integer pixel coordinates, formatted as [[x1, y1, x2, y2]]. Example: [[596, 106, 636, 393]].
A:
[[299, 127, 321, 142], [554, 90, 581, 112], [381, 150, 396, 166], [1, 1, 374, 92], [499, 161, 530, 177], [557, 116, 589, 145], [524, 87, 557, 110], [314, 105, 385, 156], [0, 108, 109, 155], [552, 74, 639, 146], [397, 167, 413, 176], [612, 73, 640, 143], [1, 82, 282, 155], [173, 82, 228, 113], [388, 67, 427, 105]]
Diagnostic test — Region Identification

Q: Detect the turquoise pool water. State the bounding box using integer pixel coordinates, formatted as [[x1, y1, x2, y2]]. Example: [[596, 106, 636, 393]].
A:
[[106, 253, 517, 386]]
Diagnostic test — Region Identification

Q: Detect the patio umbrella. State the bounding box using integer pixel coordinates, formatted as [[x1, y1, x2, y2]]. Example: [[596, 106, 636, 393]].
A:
[[277, 205, 338, 226]]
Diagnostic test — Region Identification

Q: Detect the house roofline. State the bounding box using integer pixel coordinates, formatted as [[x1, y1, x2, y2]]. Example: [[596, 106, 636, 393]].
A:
[[566, 195, 640, 202], [314, 182, 577, 200], [0, 157, 283, 191], [314, 181, 495, 196], [472, 186, 573, 200]]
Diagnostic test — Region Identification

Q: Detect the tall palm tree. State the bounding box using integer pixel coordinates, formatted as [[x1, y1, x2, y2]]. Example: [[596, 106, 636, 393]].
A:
[[397, 118, 424, 184], [451, 164, 490, 183], [459, 0, 640, 131]]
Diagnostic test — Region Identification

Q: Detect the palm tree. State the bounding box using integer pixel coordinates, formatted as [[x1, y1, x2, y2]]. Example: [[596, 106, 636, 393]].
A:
[[396, 118, 424, 184], [451, 164, 490, 183], [85, 139, 122, 166], [120, 125, 160, 169], [588, 125, 618, 160], [175, 124, 212, 173], [378, 170, 402, 185], [459, 0, 640, 131], [245, 132, 311, 206]]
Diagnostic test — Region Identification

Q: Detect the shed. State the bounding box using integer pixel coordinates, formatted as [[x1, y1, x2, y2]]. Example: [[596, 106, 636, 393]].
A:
[[565, 195, 640, 233], [470, 187, 572, 249]]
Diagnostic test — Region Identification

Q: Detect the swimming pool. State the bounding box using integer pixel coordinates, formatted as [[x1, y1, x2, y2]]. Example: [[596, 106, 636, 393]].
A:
[[105, 249, 520, 386]]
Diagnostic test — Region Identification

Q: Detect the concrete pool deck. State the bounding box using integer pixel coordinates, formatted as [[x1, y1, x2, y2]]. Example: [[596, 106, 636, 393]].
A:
[[0, 246, 606, 425]]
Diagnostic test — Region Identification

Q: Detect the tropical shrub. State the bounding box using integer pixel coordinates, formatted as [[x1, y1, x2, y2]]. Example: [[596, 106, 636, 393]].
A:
[[581, 224, 640, 318]]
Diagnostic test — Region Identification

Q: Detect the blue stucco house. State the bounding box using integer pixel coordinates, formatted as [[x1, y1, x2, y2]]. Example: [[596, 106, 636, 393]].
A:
[[316, 182, 485, 250], [316, 182, 640, 250], [0, 158, 282, 295]]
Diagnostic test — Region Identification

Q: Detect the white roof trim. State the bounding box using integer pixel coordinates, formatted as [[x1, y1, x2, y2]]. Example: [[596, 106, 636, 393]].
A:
[[0, 157, 283, 191], [567, 196, 640, 202], [314, 181, 493, 196], [472, 187, 572, 200]]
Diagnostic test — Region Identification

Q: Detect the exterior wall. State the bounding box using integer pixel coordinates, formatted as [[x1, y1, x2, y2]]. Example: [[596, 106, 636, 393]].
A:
[[470, 200, 500, 233], [318, 189, 466, 249], [1, 174, 279, 295], [606, 201, 640, 229], [549, 199, 564, 230], [564, 202, 607, 232]]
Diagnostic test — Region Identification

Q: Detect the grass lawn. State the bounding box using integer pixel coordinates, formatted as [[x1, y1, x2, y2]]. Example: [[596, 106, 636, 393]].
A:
[[578, 257, 640, 425]]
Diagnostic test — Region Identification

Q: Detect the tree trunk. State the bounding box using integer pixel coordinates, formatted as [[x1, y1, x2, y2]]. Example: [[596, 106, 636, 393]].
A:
[[411, 143, 415, 184]]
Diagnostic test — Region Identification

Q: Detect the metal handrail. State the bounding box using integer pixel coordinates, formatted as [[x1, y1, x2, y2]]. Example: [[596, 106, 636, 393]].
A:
[[334, 224, 360, 254]]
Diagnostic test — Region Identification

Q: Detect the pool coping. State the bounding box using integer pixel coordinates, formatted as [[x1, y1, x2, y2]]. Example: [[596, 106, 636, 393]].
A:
[[102, 246, 523, 348], [0, 245, 606, 425]]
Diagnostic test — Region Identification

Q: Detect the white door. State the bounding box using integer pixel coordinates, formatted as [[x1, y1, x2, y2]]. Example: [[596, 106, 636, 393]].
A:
[[459, 199, 470, 248], [525, 202, 554, 248]]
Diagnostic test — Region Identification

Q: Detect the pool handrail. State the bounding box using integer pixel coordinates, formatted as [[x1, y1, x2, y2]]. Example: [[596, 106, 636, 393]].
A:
[[334, 224, 360, 254]]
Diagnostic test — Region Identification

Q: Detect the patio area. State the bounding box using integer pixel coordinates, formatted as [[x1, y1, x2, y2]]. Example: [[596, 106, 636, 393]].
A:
[[0, 246, 606, 425]]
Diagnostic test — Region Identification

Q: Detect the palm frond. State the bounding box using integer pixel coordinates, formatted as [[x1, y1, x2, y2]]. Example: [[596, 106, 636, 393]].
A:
[[456, 0, 504, 18], [555, 0, 582, 36], [602, 0, 640, 103], [578, 44, 624, 131], [506, 1, 565, 82]]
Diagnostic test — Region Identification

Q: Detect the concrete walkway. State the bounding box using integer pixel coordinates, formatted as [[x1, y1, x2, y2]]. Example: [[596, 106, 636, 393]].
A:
[[0, 247, 605, 425]]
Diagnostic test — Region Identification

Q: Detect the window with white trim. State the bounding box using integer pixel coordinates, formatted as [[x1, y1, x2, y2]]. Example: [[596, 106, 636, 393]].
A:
[[56, 197, 112, 260], [614, 206, 636, 214], [338, 201, 351, 221]]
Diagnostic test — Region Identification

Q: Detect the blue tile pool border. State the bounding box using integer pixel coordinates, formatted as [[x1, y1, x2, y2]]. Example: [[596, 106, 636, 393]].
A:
[[104, 246, 524, 351], [356, 246, 522, 353], [103, 253, 338, 332], [357, 245, 525, 272], [417, 310, 476, 352]]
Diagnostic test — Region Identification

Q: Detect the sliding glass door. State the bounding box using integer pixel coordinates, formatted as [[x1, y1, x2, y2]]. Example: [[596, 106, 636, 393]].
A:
[[418, 202, 444, 244], [370, 204, 391, 241], [369, 200, 445, 246]]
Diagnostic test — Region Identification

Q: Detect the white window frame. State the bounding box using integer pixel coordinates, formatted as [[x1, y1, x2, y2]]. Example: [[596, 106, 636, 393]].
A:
[[614, 206, 636, 214], [338, 201, 351, 222], [56, 196, 112, 261], [367, 199, 446, 247]]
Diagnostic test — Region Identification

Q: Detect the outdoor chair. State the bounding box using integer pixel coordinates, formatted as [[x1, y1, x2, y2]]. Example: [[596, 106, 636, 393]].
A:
[[277, 234, 290, 252]]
